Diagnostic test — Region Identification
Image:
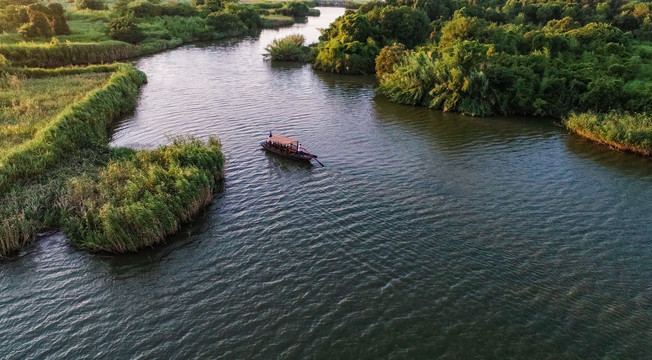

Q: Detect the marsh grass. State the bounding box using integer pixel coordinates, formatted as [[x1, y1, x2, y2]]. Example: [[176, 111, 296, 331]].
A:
[[0, 41, 140, 67], [0, 64, 146, 194], [0, 147, 110, 256], [566, 112, 652, 156], [62, 137, 225, 253]]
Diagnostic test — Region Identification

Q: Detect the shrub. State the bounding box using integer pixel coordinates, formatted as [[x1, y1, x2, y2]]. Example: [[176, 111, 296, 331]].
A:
[[77, 0, 107, 10], [222, 3, 262, 32], [206, 12, 247, 35], [375, 42, 406, 76], [265, 34, 310, 61], [128, 0, 162, 17], [48, 3, 71, 35], [113, 0, 132, 15], [378, 6, 430, 48], [108, 16, 145, 44], [279, 2, 309, 17], [18, 10, 53, 38], [0, 54, 9, 75], [313, 38, 380, 74]]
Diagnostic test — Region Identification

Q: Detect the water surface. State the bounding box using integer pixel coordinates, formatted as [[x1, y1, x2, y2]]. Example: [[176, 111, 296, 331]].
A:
[[2, 8, 651, 359]]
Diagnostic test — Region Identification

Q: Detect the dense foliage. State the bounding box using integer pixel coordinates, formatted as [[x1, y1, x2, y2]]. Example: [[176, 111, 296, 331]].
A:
[[77, 0, 107, 11], [0, 0, 320, 67], [313, 0, 652, 120]]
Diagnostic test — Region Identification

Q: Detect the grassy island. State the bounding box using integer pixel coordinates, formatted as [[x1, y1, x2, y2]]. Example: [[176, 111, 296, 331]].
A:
[[307, 0, 652, 157], [0, 59, 224, 257]]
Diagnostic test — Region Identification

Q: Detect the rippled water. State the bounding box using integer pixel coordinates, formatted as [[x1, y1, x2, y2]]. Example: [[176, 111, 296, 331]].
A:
[[2, 8, 652, 359]]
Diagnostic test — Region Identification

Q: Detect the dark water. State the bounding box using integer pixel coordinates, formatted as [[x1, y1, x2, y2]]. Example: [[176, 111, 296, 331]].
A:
[[2, 8, 652, 359]]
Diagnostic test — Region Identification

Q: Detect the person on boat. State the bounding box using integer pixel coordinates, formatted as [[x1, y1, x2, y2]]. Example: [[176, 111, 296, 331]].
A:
[[297, 143, 303, 154], [268, 131, 272, 142]]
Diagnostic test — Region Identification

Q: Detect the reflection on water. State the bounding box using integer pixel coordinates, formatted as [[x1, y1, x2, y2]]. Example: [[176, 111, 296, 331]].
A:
[[1, 7, 651, 360]]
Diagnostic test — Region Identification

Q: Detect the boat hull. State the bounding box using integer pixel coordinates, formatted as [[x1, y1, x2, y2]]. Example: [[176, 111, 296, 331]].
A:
[[260, 141, 315, 162]]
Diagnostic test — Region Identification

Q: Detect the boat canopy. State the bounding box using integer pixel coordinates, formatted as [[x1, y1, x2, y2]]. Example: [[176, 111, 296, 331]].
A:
[[268, 135, 298, 146]]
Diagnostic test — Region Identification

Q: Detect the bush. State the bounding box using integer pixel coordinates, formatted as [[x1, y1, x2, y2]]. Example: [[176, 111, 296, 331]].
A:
[[279, 2, 309, 17], [48, 3, 71, 35], [77, 0, 107, 10], [265, 34, 310, 61], [18, 9, 53, 38], [0, 54, 9, 75], [128, 0, 163, 17], [378, 6, 430, 48], [206, 12, 247, 35], [375, 42, 406, 76], [222, 3, 263, 32], [108, 16, 145, 44], [313, 38, 380, 74]]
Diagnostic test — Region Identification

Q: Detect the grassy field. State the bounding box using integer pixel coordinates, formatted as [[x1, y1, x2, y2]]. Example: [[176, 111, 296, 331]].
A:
[[0, 72, 111, 153]]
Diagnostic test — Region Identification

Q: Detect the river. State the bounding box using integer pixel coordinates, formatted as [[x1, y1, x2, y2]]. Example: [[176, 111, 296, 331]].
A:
[[1, 7, 651, 359]]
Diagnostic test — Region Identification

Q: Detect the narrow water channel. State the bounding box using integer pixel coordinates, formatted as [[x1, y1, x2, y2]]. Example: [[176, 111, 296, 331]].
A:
[[1, 8, 651, 359]]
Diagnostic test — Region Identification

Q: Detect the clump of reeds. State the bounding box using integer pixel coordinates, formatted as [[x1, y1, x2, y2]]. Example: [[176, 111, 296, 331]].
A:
[[565, 111, 652, 156], [62, 137, 225, 253], [264, 34, 310, 62]]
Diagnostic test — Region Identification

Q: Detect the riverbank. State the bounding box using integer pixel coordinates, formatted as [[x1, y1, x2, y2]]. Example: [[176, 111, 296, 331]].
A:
[[0, 61, 224, 257]]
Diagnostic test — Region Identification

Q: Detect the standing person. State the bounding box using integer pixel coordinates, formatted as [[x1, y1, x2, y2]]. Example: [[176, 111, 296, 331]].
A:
[[268, 131, 272, 142], [297, 143, 303, 154]]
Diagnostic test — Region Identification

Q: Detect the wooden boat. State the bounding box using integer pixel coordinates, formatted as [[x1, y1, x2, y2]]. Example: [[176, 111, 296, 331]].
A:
[[260, 134, 323, 166]]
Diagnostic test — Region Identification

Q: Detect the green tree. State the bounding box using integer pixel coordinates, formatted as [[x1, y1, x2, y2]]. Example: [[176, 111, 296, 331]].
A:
[[378, 6, 430, 48]]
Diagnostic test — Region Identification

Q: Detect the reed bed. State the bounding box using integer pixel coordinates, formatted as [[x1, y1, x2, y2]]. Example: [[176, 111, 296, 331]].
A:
[[62, 137, 225, 253], [566, 111, 652, 156]]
